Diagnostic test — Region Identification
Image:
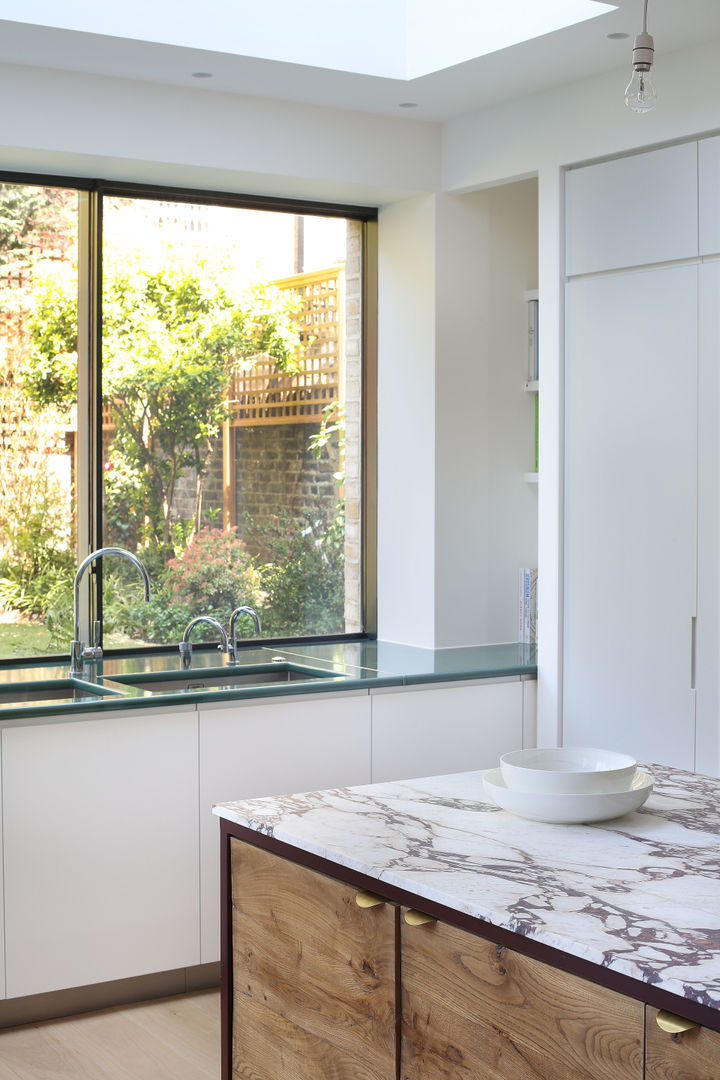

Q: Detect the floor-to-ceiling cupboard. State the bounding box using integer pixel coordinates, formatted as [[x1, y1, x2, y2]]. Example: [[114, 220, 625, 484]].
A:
[[563, 137, 720, 774]]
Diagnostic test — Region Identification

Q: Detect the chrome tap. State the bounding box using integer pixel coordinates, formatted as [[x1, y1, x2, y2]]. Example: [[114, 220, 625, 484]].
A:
[[179, 616, 229, 670], [228, 606, 262, 663], [70, 546, 151, 677]]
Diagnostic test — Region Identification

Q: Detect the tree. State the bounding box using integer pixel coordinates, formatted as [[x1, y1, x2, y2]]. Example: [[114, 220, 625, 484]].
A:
[[25, 253, 302, 551]]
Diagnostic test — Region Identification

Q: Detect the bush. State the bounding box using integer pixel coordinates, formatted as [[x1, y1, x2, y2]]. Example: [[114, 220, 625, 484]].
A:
[[254, 501, 345, 638], [131, 526, 263, 644]]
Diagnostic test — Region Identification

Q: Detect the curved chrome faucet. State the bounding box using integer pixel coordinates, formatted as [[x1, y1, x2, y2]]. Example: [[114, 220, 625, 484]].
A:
[[70, 546, 151, 677], [228, 606, 262, 663], [179, 616, 230, 670]]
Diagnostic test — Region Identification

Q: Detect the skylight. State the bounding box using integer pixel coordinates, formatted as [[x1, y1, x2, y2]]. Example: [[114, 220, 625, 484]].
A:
[[1, 0, 617, 80]]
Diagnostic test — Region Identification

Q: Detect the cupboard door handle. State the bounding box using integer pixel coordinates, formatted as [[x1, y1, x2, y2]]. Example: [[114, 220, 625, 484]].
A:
[[404, 908, 436, 926], [656, 1010, 699, 1034], [355, 891, 385, 908]]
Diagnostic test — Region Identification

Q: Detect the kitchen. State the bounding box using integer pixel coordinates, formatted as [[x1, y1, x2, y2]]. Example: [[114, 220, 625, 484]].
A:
[[1, 0, 720, 1077]]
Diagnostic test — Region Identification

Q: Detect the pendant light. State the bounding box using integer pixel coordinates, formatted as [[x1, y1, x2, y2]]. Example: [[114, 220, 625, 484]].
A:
[[624, 0, 657, 113]]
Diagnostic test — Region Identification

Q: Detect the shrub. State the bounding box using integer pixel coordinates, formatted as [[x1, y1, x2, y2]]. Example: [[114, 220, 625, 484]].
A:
[[254, 501, 345, 638], [131, 526, 263, 644]]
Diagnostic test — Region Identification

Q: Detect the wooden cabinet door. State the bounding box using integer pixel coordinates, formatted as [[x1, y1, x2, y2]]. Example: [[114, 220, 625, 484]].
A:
[[200, 691, 371, 964], [370, 680, 523, 784], [401, 914, 643, 1080], [230, 839, 397, 1080], [646, 1007, 720, 1079]]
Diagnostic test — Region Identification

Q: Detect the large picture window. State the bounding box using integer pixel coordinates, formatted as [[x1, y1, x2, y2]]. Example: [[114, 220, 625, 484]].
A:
[[0, 177, 375, 660]]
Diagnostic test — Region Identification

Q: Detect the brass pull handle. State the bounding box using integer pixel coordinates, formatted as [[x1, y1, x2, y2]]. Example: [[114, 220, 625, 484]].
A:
[[656, 1010, 699, 1034], [355, 891, 385, 909], [404, 908, 436, 926]]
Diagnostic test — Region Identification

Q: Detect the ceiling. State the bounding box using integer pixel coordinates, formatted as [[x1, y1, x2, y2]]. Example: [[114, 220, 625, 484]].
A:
[[0, 0, 719, 123]]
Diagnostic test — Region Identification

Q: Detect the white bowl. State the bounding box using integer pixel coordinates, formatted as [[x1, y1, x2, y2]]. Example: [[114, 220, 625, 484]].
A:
[[483, 768, 653, 824], [500, 747, 637, 794]]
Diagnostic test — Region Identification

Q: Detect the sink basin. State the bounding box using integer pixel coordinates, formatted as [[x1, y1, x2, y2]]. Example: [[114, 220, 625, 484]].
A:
[[0, 679, 125, 707], [110, 663, 344, 695]]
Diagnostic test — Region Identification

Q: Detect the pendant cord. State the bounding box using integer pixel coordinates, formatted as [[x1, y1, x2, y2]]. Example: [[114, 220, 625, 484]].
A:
[[642, 0, 649, 34]]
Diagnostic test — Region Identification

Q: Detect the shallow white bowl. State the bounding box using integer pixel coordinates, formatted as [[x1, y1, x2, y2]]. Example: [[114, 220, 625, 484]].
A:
[[482, 767, 653, 824], [500, 747, 637, 794]]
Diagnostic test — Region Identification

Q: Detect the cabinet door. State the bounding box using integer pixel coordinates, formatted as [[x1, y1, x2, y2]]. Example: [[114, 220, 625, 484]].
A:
[[230, 838, 397, 1080], [564, 265, 698, 769], [199, 691, 371, 964], [699, 135, 720, 256], [2, 706, 200, 998], [370, 680, 523, 784], [646, 1006, 720, 1079], [565, 142, 698, 275], [401, 914, 642, 1080]]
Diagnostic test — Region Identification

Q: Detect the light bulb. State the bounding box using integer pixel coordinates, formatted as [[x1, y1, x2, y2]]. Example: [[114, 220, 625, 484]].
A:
[[624, 68, 657, 113]]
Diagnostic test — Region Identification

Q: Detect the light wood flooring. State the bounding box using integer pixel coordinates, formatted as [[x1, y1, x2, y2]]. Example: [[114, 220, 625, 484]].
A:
[[0, 990, 220, 1080]]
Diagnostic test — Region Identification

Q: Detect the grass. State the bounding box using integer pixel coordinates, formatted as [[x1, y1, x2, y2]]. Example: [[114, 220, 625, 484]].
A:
[[0, 619, 55, 659]]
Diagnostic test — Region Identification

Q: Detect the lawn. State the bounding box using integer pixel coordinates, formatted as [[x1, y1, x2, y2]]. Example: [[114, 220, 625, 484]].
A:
[[0, 619, 54, 659]]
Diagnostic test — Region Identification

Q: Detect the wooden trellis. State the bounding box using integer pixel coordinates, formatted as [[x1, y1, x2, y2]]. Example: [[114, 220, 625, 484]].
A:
[[229, 267, 343, 427]]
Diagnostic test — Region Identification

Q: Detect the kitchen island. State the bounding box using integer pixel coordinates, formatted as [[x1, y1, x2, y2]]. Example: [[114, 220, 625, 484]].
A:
[[215, 763, 720, 1079]]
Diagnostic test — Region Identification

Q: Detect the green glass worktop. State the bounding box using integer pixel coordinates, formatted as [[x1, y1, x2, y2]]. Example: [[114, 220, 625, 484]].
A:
[[0, 640, 536, 722]]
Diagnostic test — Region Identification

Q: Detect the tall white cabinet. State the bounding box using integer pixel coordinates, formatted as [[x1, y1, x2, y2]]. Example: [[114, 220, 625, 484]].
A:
[[563, 136, 720, 774]]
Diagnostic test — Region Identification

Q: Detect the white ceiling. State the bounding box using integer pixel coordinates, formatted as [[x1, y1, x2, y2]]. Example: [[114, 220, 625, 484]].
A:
[[0, 0, 719, 122]]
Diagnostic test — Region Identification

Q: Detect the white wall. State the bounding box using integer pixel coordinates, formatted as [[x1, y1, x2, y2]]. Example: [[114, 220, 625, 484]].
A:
[[377, 196, 437, 647], [435, 183, 538, 647], [0, 63, 441, 206]]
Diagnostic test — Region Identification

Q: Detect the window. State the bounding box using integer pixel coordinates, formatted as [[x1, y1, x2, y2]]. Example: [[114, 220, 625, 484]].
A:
[[0, 177, 376, 660]]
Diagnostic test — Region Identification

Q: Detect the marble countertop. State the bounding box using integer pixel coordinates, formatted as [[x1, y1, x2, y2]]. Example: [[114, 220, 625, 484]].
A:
[[214, 762, 720, 1014]]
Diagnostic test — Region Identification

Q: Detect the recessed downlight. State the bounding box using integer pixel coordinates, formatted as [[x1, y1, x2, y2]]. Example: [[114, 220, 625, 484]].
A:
[[398, 101, 418, 108], [192, 71, 213, 78], [607, 32, 630, 39]]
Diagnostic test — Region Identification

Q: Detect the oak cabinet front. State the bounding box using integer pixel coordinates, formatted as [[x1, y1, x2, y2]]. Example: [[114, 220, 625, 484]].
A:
[[229, 839, 397, 1080], [400, 911, 643, 1080], [646, 1006, 720, 1080]]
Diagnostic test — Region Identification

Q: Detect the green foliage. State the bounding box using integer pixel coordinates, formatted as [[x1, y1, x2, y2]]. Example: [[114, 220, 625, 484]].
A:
[[129, 527, 263, 643], [254, 501, 345, 637], [25, 254, 304, 547], [0, 183, 76, 267], [308, 401, 346, 484]]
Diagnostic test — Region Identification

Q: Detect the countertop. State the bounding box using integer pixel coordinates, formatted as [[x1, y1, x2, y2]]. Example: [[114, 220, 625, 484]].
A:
[[214, 762, 720, 1021], [0, 639, 536, 720]]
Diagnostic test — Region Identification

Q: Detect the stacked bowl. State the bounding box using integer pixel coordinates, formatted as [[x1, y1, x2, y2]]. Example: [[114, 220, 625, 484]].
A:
[[482, 747, 653, 824]]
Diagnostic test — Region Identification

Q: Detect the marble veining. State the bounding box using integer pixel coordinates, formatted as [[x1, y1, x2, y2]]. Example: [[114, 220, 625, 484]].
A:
[[214, 763, 720, 1012]]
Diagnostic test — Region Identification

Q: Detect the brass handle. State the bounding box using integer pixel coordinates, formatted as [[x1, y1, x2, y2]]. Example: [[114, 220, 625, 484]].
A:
[[404, 908, 436, 926], [355, 891, 385, 909], [656, 1010, 699, 1034]]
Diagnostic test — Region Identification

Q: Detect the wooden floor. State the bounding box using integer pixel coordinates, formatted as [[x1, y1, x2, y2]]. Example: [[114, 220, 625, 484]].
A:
[[0, 990, 220, 1080]]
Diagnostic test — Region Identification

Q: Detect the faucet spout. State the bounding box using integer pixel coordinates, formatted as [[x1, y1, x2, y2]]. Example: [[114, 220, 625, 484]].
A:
[[228, 606, 262, 663], [180, 616, 230, 670], [70, 546, 151, 677]]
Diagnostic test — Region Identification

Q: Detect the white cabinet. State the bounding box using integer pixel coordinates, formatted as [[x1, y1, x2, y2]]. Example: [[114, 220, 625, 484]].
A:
[[699, 135, 720, 256], [198, 691, 372, 964], [565, 142, 698, 276], [370, 679, 524, 784], [1, 705, 200, 998], [564, 266, 698, 768]]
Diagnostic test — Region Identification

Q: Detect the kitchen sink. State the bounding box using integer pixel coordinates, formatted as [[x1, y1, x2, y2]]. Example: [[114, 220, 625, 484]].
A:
[[110, 662, 344, 695], [0, 679, 125, 706]]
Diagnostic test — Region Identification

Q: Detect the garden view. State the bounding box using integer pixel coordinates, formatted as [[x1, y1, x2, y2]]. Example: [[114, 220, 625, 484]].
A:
[[0, 182, 358, 659]]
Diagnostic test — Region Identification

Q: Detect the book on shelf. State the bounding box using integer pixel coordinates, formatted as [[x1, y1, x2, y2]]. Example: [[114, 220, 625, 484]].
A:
[[527, 298, 539, 382], [518, 567, 538, 644]]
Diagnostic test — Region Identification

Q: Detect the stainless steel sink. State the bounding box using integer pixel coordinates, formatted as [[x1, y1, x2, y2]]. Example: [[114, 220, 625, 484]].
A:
[[0, 679, 124, 706], [110, 663, 343, 695]]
